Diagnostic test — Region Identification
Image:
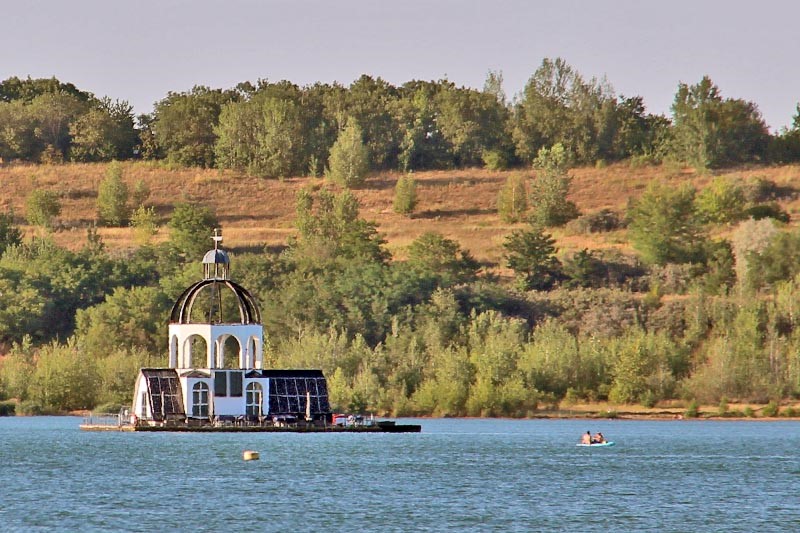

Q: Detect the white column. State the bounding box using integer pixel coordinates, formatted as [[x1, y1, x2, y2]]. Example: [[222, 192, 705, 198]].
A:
[[255, 339, 263, 369], [183, 335, 191, 368], [169, 335, 177, 368]]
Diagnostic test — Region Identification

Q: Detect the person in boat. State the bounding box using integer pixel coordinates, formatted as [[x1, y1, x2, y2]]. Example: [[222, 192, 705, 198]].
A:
[[581, 431, 592, 445], [591, 432, 605, 444]]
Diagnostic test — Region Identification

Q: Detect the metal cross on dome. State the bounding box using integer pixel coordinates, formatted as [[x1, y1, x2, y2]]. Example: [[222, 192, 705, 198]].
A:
[[212, 228, 223, 250]]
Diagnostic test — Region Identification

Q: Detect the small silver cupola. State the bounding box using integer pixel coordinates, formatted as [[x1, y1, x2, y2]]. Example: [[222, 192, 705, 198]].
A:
[[202, 228, 230, 280]]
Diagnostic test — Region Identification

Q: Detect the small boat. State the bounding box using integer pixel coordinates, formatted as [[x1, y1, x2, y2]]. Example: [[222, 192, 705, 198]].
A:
[[576, 441, 615, 447]]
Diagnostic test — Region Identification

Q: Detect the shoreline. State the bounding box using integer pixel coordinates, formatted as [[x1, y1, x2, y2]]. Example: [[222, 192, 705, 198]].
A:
[[3, 412, 799, 422], [2, 401, 800, 422]]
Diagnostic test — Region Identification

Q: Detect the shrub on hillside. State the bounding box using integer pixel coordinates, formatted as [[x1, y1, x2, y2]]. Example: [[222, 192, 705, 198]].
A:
[[742, 176, 781, 203], [393, 174, 417, 215], [326, 122, 369, 188], [482, 149, 509, 170], [628, 181, 704, 265], [497, 174, 528, 223], [503, 226, 562, 291], [695, 176, 746, 224], [0, 210, 22, 254], [130, 205, 159, 245], [744, 203, 790, 223], [96, 161, 130, 226], [647, 263, 698, 295], [26, 189, 61, 229], [565, 209, 623, 234], [529, 144, 580, 227]]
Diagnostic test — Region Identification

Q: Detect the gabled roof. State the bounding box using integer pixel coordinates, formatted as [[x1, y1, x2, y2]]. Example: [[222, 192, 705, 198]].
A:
[[180, 370, 211, 378]]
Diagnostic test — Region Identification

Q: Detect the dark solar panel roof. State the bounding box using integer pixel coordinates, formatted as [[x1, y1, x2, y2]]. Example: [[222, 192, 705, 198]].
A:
[[266, 374, 330, 416], [142, 369, 185, 421]]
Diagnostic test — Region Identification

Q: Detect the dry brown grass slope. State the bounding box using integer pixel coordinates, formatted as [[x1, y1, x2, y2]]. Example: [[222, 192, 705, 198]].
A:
[[2, 161, 800, 268]]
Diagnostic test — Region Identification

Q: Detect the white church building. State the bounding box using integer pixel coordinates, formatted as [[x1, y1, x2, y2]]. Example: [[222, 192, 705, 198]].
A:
[[130, 232, 331, 426]]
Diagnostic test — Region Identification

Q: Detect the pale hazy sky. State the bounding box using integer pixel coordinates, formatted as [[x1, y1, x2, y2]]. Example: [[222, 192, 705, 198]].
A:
[[4, 1, 799, 131]]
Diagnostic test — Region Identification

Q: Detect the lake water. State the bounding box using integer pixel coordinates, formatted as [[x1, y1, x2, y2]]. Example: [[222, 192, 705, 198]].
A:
[[1, 417, 799, 532]]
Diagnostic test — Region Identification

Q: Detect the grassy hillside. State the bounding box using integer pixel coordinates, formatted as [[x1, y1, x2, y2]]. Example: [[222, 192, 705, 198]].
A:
[[2, 161, 800, 268]]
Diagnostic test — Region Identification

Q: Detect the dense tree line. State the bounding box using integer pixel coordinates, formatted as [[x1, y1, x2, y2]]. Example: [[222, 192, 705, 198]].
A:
[[2, 171, 800, 415], [3, 61, 800, 172]]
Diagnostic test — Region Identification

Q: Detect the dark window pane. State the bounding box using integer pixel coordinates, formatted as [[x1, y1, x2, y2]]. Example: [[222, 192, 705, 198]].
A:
[[230, 371, 243, 397], [214, 371, 227, 397]]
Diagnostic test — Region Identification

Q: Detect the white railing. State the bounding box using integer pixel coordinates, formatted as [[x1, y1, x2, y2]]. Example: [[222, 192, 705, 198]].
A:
[[82, 412, 133, 427]]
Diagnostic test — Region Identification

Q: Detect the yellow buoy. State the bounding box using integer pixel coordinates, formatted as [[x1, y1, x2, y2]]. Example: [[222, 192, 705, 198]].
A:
[[243, 450, 260, 461]]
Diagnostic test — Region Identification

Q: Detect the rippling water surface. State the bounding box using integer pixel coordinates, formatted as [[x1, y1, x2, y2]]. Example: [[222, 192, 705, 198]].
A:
[[2, 417, 799, 532]]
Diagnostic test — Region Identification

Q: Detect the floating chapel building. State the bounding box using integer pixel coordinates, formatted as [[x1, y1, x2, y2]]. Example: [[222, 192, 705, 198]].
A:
[[130, 232, 331, 426]]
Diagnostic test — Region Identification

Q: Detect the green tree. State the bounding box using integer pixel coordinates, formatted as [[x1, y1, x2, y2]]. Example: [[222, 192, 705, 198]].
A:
[[670, 76, 769, 169], [0, 76, 93, 103], [529, 143, 579, 226], [767, 104, 800, 163], [695, 176, 746, 224], [215, 92, 305, 178], [563, 249, 608, 288], [0, 337, 36, 400], [154, 86, 234, 167], [412, 344, 472, 417], [95, 347, 159, 406], [607, 329, 680, 405], [0, 100, 39, 160], [464, 310, 530, 416], [28, 92, 88, 162], [497, 174, 528, 223], [96, 161, 130, 226], [291, 188, 388, 266], [28, 340, 99, 412], [730, 218, 779, 290], [435, 82, 511, 168], [75, 285, 171, 357], [503, 226, 562, 290], [0, 275, 47, 343], [406, 232, 480, 286], [393, 174, 417, 215], [746, 229, 800, 290], [168, 202, 219, 259], [345, 75, 401, 170], [0, 210, 22, 254], [69, 108, 117, 161], [513, 58, 610, 165], [683, 302, 770, 402], [130, 205, 159, 245], [518, 320, 607, 398], [131, 179, 150, 208], [396, 83, 451, 171], [69, 99, 137, 162], [628, 181, 703, 265], [26, 189, 61, 229], [326, 122, 369, 187]]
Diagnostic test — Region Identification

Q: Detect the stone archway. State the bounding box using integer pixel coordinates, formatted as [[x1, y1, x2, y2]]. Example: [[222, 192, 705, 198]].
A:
[[217, 334, 243, 369], [183, 334, 209, 368]]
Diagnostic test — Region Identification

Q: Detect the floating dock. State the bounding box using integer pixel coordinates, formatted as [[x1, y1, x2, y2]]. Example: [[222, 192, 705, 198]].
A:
[[80, 424, 421, 433], [80, 415, 421, 433]]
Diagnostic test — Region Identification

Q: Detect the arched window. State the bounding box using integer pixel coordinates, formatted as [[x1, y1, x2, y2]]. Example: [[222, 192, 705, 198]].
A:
[[246, 382, 263, 417], [192, 382, 210, 418]]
